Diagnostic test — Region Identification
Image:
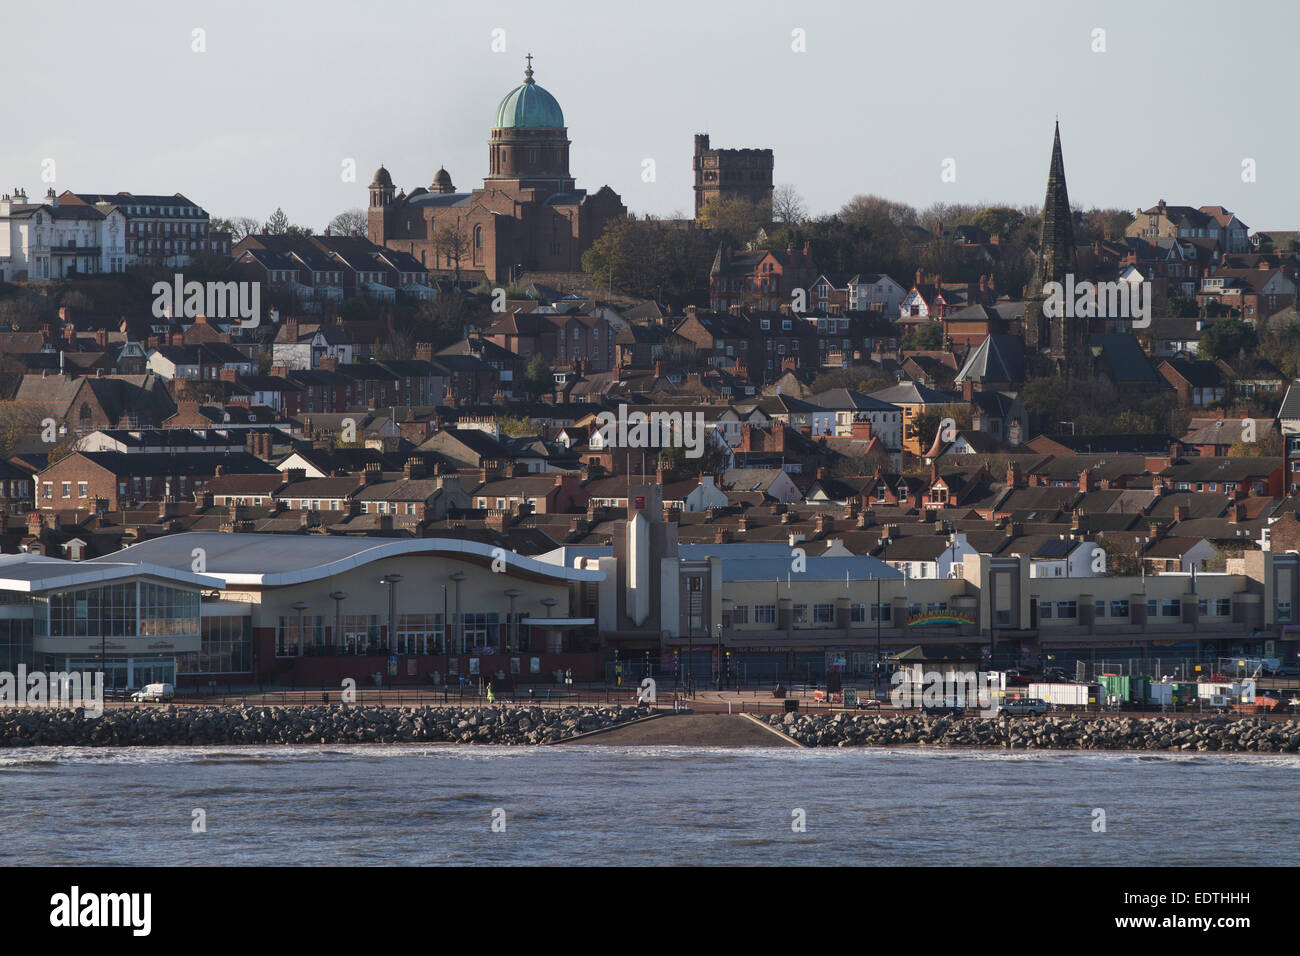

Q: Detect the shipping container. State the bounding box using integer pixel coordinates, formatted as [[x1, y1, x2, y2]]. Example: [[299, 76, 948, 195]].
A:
[[1028, 682, 1099, 708], [1099, 674, 1131, 702]]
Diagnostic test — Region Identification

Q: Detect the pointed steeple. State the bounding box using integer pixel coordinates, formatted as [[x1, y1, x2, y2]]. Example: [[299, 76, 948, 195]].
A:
[[1025, 122, 1082, 373], [1036, 120, 1075, 288]]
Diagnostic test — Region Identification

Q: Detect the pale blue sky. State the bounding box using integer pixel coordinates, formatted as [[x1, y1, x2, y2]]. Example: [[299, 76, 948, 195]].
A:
[[4, 0, 1295, 231]]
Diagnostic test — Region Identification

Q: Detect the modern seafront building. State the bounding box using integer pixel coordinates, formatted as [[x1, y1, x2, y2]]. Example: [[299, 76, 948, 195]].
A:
[[0, 483, 1296, 687]]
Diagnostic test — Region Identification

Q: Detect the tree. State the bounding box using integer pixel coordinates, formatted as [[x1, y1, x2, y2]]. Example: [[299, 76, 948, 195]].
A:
[[1164, 293, 1198, 318], [520, 353, 553, 400], [903, 321, 943, 350], [496, 414, 536, 437], [1197, 318, 1257, 361], [264, 208, 292, 235], [696, 197, 772, 247], [1229, 431, 1283, 457], [1097, 536, 1142, 577], [431, 223, 471, 283], [771, 184, 807, 226], [581, 217, 714, 304], [658, 430, 731, 478], [968, 206, 1025, 240], [211, 216, 262, 241], [327, 208, 368, 237]]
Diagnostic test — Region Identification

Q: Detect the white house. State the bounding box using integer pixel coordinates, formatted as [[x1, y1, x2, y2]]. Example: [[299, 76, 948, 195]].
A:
[[810, 388, 903, 451], [879, 532, 977, 580], [0, 189, 128, 280], [1022, 538, 1104, 578], [848, 273, 907, 315], [683, 475, 730, 512]]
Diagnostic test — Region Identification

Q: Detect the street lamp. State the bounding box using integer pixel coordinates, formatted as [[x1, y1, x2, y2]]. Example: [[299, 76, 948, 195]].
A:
[[291, 601, 309, 658], [875, 575, 883, 692], [540, 596, 559, 660], [715, 622, 724, 692], [449, 570, 467, 652], [330, 591, 348, 655], [504, 588, 521, 652], [381, 574, 402, 654]]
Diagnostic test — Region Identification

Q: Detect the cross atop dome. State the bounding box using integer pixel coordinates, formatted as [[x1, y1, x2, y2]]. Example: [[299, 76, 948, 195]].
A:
[[524, 52, 534, 84]]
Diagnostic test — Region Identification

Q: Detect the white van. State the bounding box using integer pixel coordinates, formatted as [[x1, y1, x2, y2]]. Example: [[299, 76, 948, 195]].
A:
[[131, 682, 175, 702]]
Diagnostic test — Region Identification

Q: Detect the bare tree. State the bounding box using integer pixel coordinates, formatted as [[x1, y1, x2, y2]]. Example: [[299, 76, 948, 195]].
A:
[[327, 208, 368, 237], [772, 184, 807, 225], [432, 222, 471, 283], [211, 216, 262, 241]]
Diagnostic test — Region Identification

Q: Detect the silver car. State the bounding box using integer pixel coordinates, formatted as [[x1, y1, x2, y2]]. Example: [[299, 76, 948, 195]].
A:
[[998, 697, 1047, 717]]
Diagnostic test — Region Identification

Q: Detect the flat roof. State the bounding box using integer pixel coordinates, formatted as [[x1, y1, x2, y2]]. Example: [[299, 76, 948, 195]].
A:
[[91, 533, 604, 588]]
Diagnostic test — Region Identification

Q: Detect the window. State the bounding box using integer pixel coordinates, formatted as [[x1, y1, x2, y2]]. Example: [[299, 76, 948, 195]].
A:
[[1110, 600, 1130, 618], [870, 603, 891, 623], [813, 603, 835, 624], [1161, 599, 1180, 617], [77, 482, 87, 498], [43, 482, 52, 499], [1277, 601, 1292, 623], [754, 604, 776, 624], [1146, 598, 1158, 617], [1039, 601, 1052, 619], [1094, 600, 1106, 618], [730, 605, 749, 625], [792, 604, 808, 624], [1213, 598, 1231, 617], [850, 603, 866, 623], [61, 482, 71, 498], [1197, 598, 1208, 615]]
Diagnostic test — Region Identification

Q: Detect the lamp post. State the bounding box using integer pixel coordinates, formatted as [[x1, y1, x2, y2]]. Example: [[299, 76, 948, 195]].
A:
[[441, 584, 448, 655], [449, 571, 467, 652], [875, 575, 883, 693], [504, 588, 521, 652], [715, 623, 724, 692], [687, 605, 694, 700], [330, 591, 347, 655], [291, 601, 309, 658], [381, 574, 402, 654], [540, 596, 558, 663]]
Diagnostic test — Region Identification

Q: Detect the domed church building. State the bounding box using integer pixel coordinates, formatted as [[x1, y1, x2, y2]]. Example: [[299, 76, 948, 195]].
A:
[[367, 56, 626, 284]]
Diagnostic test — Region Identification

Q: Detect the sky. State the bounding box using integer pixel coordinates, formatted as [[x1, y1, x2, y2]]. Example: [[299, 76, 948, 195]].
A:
[[4, 0, 1297, 232]]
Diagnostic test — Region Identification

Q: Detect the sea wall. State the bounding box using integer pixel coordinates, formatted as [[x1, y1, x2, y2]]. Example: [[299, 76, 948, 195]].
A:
[[762, 712, 1300, 752], [0, 704, 642, 747]]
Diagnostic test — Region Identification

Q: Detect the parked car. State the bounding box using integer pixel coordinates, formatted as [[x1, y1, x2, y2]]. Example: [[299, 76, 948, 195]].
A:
[[998, 697, 1048, 717], [1042, 667, 1071, 682], [1003, 668, 1033, 686], [131, 682, 175, 703]]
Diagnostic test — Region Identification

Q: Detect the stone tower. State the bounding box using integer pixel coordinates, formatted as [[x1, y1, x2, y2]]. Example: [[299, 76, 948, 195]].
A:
[[1024, 123, 1084, 376], [692, 134, 774, 218], [366, 165, 395, 244]]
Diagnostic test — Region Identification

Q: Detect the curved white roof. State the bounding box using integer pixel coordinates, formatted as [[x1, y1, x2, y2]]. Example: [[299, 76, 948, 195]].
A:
[[92, 533, 604, 588], [0, 552, 222, 593]]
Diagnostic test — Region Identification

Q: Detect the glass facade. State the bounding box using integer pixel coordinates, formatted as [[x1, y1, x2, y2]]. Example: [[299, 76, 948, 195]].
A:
[[178, 616, 252, 674], [0, 617, 34, 672], [34, 582, 198, 640], [140, 583, 200, 637]]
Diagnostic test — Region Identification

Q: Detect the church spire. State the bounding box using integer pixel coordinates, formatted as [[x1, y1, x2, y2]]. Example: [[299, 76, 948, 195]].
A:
[[1025, 121, 1082, 374], [1037, 120, 1074, 285]]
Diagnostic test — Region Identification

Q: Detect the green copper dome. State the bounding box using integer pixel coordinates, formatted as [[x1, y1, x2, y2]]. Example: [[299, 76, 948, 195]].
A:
[[494, 56, 564, 129]]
